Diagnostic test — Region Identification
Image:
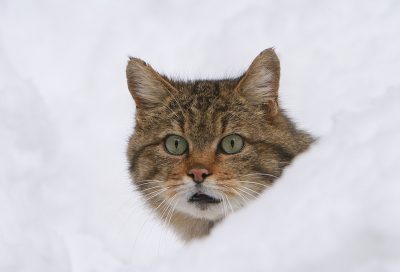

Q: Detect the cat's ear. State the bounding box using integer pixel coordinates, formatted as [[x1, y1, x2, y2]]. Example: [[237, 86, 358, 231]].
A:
[[236, 48, 280, 115], [126, 57, 177, 108]]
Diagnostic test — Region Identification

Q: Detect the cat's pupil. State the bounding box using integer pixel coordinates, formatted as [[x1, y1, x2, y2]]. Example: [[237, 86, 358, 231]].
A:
[[230, 139, 235, 148], [175, 139, 179, 149]]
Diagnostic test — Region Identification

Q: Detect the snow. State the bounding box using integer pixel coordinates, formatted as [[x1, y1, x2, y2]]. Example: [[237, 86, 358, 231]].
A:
[[1, 0, 400, 271], [146, 89, 400, 272]]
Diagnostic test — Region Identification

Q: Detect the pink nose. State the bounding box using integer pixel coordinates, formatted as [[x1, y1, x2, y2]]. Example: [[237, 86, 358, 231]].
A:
[[188, 168, 210, 183]]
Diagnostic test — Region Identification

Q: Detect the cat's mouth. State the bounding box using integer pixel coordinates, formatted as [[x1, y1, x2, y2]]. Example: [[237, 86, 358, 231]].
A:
[[188, 192, 221, 204]]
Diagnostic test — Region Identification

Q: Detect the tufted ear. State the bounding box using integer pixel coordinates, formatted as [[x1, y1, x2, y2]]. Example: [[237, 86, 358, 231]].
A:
[[236, 48, 280, 115], [126, 57, 177, 109]]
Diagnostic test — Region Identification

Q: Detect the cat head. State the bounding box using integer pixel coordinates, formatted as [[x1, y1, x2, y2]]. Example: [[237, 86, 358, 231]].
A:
[[126, 49, 310, 222]]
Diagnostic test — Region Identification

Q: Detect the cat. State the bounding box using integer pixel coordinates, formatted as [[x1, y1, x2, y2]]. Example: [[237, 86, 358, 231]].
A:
[[126, 48, 313, 242]]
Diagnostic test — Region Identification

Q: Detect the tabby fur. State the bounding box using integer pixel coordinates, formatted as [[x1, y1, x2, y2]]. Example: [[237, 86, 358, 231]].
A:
[[126, 49, 313, 242]]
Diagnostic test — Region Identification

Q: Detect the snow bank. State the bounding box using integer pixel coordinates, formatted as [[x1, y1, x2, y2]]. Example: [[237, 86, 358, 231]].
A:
[[0, 51, 70, 271], [1, 0, 400, 271], [144, 89, 400, 272]]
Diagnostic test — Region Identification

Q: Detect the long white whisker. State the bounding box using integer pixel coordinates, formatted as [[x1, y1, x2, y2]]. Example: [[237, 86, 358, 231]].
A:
[[167, 193, 180, 227], [235, 187, 257, 199], [137, 179, 165, 183], [120, 188, 170, 249], [157, 194, 179, 256], [140, 185, 166, 193], [138, 191, 173, 258], [232, 196, 243, 209], [130, 213, 152, 261], [236, 180, 271, 187], [101, 186, 135, 208], [220, 184, 249, 205], [164, 103, 181, 120], [130, 189, 172, 261], [144, 187, 169, 200], [217, 192, 227, 218], [222, 192, 234, 214], [136, 180, 164, 187], [240, 186, 261, 196], [218, 192, 225, 218], [239, 173, 278, 179], [105, 195, 135, 234], [129, 187, 175, 261], [164, 89, 186, 121], [161, 192, 182, 256], [160, 194, 178, 221], [222, 193, 228, 218]]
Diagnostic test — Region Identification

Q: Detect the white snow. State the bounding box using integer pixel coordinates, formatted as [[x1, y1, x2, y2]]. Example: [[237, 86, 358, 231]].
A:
[[1, 1, 400, 271]]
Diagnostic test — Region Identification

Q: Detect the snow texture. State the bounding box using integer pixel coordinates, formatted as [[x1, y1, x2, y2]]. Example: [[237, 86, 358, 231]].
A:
[[1, 1, 400, 271]]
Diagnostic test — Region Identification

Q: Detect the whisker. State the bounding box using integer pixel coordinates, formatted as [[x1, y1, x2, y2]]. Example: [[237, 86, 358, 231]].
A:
[[143, 187, 169, 199], [165, 192, 181, 233], [166, 183, 185, 188], [218, 192, 225, 218], [161, 102, 181, 120], [101, 186, 134, 208], [163, 88, 186, 122], [157, 194, 179, 255], [239, 173, 278, 179], [130, 213, 152, 261], [168, 193, 181, 226], [140, 185, 166, 193], [105, 195, 135, 235], [137, 179, 165, 183], [165, 194, 180, 250], [235, 187, 257, 199], [222, 194, 228, 218], [160, 194, 179, 221], [220, 184, 249, 205], [136, 180, 164, 187], [139, 188, 170, 207], [236, 180, 272, 187], [222, 192, 234, 214], [120, 188, 169, 246], [129, 188, 177, 261], [240, 186, 262, 196], [223, 194, 230, 217], [139, 102, 180, 120], [218, 192, 228, 218], [232, 196, 243, 209]]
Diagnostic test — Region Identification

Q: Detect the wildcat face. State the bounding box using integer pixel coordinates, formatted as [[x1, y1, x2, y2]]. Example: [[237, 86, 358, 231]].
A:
[[126, 49, 313, 241]]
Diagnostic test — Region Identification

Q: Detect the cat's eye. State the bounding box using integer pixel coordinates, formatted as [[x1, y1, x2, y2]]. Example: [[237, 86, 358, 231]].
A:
[[164, 135, 188, 155], [220, 134, 244, 154]]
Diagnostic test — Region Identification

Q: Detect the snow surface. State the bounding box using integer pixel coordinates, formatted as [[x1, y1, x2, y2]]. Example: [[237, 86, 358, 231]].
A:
[[1, 0, 400, 271]]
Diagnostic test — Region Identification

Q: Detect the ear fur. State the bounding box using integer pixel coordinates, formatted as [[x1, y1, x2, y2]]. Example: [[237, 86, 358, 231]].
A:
[[236, 48, 280, 115], [126, 58, 177, 108]]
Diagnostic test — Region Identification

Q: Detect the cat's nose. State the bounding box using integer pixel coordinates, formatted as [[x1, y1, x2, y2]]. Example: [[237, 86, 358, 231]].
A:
[[188, 167, 210, 184]]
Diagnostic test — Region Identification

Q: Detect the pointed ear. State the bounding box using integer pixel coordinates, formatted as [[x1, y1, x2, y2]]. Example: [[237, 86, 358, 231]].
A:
[[236, 48, 280, 115], [126, 58, 177, 108]]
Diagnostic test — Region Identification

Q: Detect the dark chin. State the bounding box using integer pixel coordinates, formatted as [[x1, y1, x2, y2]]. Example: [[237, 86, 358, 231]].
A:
[[188, 193, 221, 210]]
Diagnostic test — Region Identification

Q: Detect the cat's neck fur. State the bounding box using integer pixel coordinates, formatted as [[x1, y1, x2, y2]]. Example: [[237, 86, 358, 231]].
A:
[[169, 213, 219, 242]]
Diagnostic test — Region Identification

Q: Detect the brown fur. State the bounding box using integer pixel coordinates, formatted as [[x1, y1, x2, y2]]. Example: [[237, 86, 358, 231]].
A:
[[126, 49, 313, 242]]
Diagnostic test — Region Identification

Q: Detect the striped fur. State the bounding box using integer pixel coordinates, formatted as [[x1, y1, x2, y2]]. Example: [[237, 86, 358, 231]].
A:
[[126, 49, 313, 242]]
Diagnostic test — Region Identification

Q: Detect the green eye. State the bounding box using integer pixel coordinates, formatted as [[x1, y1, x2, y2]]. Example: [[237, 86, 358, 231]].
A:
[[164, 135, 188, 155], [220, 134, 244, 154]]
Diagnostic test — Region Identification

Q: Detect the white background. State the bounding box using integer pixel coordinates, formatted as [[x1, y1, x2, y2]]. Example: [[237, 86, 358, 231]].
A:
[[1, 1, 400, 271]]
